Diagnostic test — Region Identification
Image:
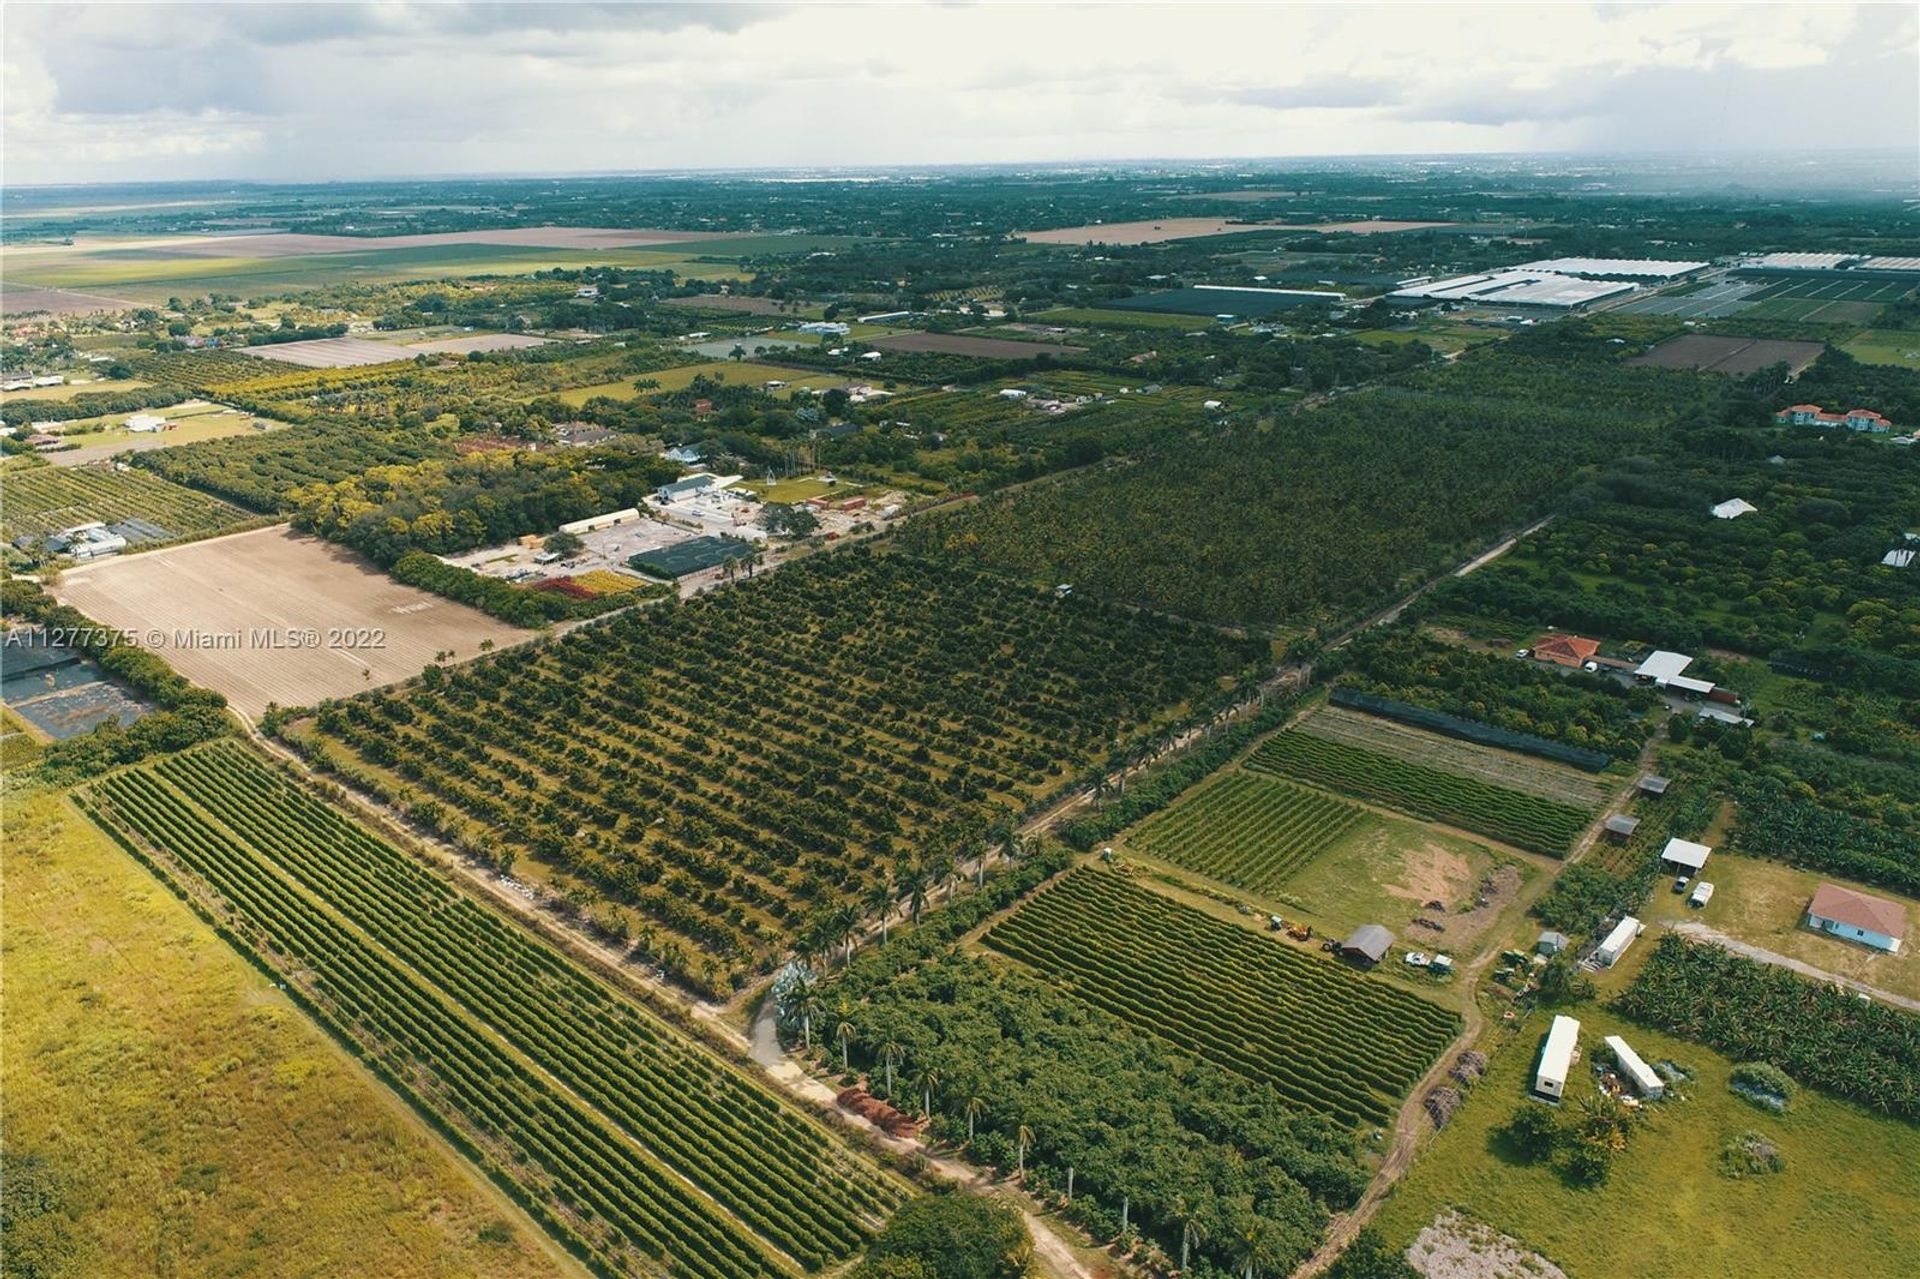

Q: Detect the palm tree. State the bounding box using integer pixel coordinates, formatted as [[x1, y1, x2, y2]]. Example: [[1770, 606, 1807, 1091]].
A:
[[832, 904, 860, 965], [911, 1064, 942, 1119], [796, 988, 822, 1053], [1015, 1123, 1034, 1179], [879, 1039, 905, 1097], [1230, 1218, 1277, 1279], [963, 1093, 987, 1142], [831, 1005, 857, 1073], [1172, 1195, 1206, 1272], [865, 874, 896, 943], [902, 864, 929, 923]]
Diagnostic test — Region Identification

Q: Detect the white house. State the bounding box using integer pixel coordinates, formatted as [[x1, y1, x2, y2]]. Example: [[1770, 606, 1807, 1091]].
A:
[[1807, 883, 1906, 954], [125, 413, 168, 433], [654, 473, 742, 505], [1711, 498, 1758, 520], [1596, 915, 1644, 967], [1603, 1035, 1665, 1099], [1534, 1014, 1581, 1101]]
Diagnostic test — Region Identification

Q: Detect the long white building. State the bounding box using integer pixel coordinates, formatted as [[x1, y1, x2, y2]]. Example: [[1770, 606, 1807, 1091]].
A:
[[1535, 1014, 1581, 1101]]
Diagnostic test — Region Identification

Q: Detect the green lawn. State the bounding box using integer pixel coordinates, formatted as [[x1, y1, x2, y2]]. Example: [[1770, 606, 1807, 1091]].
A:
[[1374, 1003, 1920, 1279], [0, 376, 150, 405], [736, 475, 865, 503], [1841, 328, 1920, 370], [1031, 307, 1216, 330]]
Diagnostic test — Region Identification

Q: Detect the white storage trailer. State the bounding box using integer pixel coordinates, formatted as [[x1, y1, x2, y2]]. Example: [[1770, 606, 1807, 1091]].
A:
[[1604, 1035, 1665, 1099], [1534, 1014, 1581, 1101], [1596, 915, 1644, 967]]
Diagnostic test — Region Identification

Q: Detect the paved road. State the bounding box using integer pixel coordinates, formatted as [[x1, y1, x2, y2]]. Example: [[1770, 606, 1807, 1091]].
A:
[[1664, 919, 1920, 1012]]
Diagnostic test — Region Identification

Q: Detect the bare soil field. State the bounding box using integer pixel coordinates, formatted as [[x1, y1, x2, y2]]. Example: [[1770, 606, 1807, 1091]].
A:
[[870, 332, 1087, 359], [0, 284, 138, 316], [1628, 333, 1825, 376], [239, 336, 418, 368], [54, 526, 528, 718], [661, 293, 790, 315], [1299, 220, 1457, 234], [403, 332, 552, 356], [1017, 217, 1286, 245], [1298, 706, 1613, 809]]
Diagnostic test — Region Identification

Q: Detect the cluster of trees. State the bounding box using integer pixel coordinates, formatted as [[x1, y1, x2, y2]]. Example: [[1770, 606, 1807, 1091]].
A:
[[902, 352, 1692, 631], [135, 419, 454, 511], [1616, 935, 1920, 1119], [1, 382, 187, 428], [1498, 1087, 1645, 1187], [1333, 630, 1656, 761], [388, 551, 615, 627], [854, 1196, 1029, 1279], [289, 447, 679, 565], [815, 859, 1368, 1278], [1, 579, 232, 783]]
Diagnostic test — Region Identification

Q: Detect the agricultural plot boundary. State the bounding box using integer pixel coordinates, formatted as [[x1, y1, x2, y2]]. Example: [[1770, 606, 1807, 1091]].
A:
[[1127, 770, 1365, 895], [1298, 707, 1614, 810], [83, 742, 902, 1279], [981, 867, 1459, 1126], [1248, 730, 1592, 856], [2, 462, 252, 543]]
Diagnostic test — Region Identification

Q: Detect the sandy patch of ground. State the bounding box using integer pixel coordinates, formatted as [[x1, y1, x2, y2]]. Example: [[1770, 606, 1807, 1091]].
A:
[[1387, 843, 1474, 905], [1408, 1209, 1567, 1279]]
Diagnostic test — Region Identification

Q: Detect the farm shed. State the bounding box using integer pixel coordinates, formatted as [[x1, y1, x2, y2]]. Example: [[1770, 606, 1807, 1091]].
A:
[[1637, 774, 1670, 797], [1534, 1014, 1581, 1101], [1604, 814, 1640, 840], [1806, 883, 1906, 954], [1603, 1034, 1665, 1099], [1340, 924, 1394, 967], [1633, 651, 1693, 683], [1536, 930, 1570, 956], [1711, 498, 1758, 520], [1596, 915, 1644, 967], [1883, 549, 1916, 569], [1531, 633, 1600, 668], [1660, 838, 1712, 874], [558, 507, 640, 536]]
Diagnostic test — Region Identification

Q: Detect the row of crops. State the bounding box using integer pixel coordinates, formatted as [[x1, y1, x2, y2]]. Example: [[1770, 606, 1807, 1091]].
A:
[[2, 462, 250, 542], [1128, 770, 1365, 894], [1246, 730, 1592, 856], [980, 868, 1459, 1127], [84, 741, 903, 1278], [300, 548, 1267, 993]]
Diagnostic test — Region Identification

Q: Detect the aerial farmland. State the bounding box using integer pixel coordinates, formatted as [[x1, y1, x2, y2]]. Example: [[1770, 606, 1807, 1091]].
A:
[[6, 11, 1920, 1279]]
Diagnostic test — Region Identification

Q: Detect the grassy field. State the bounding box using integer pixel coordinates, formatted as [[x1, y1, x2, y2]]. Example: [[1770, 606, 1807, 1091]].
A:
[[1, 242, 756, 302], [1, 791, 573, 1279], [736, 474, 866, 503], [1374, 1001, 1920, 1279], [1840, 327, 1920, 370], [555, 361, 843, 406], [1, 460, 253, 542], [1031, 306, 1214, 330], [0, 376, 150, 404], [1636, 853, 1919, 1002]]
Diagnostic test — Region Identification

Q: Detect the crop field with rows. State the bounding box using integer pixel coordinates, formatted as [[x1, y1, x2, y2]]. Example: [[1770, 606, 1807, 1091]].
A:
[[1247, 729, 1592, 855], [83, 742, 903, 1279], [2, 461, 251, 542], [1127, 769, 1366, 894], [296, 549, 1266, 994], [981, 868, 1458, 1126], [1301, 707, 1616, 809]]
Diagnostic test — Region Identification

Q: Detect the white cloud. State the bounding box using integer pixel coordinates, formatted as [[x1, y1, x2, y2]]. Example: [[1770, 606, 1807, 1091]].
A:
[[2, 1, 1914, 184]]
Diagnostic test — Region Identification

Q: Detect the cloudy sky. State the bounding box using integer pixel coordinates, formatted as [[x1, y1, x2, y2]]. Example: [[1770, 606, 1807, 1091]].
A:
[[4, 2, 1916, 185]]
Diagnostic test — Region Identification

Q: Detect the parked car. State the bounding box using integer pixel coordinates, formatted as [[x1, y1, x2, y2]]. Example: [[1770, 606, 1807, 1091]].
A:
[[1672, 874, 1691, 893]]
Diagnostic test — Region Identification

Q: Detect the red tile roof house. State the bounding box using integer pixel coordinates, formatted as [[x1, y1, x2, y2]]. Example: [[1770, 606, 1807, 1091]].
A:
[[1806, 882, 1907, 954], [1773, 404, 1895, 433], [1532, 634, 1601, 668]]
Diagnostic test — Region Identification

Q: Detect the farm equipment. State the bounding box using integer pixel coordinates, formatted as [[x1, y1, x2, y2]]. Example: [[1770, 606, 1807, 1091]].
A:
[[1287, 922, 1314, 942], [1268, 914, 1285, 931]]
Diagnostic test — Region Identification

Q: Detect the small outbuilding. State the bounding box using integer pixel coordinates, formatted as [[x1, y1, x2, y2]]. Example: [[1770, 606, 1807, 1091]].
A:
[[1604, 814, 1641, 841], [1604, 1034, 1665, 1099], [1534, 1014, 1581, 1101], [1536, 930, 1570, 957], [1660, 838, 1712, 875], [1596, 916, 1644, 967], [1807, 883, 1906, 954], [1711, 498, 1758, 520], [1637, 774, 1671, 797], [1340, 924, 1394, 967], [1633, 651, 1694, 683]]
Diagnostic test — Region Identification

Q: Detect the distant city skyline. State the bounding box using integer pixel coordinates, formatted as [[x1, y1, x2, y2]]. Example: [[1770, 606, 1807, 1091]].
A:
[[5, 2, 1916, 186]]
